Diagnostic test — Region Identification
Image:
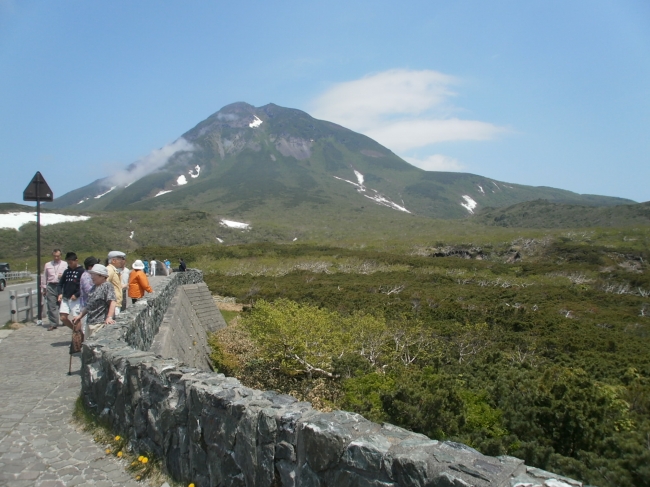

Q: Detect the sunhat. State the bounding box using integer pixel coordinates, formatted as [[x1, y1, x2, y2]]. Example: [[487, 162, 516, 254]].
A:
[[88, 264, 109, 277], [107, 250, 126, 259], [132, 260, 145, 270]]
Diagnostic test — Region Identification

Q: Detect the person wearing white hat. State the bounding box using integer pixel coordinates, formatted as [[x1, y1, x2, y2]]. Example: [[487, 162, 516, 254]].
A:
[[106, 251, 125, 315], [73, 264, 116, 336], [128, 260, 153, 304]]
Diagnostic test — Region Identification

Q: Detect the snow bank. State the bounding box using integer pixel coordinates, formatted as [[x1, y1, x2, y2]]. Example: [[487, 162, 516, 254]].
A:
[[220, 219, 250, 230], [364, 194, 411, 213], [189, 165, 201, 178], [333, 171, 410, 213], [155, 190, 173, 197], [177, 175, 188, 186], [94, 186, 116, 199], [0, 212, 91, 230], [461, 195, 478, 214], [249, 116, 263, 128]]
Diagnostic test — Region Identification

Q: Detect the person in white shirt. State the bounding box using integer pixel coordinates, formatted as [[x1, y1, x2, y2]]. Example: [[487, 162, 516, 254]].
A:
[[150, 258, 157, 277]]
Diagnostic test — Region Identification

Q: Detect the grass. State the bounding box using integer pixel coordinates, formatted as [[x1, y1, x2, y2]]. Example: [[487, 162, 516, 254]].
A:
[[219, 310, 240, 325], [72, 396, 182, 486]]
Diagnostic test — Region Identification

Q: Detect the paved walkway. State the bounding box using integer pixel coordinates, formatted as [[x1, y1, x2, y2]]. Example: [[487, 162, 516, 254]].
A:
[[0, 323, 143, 487]]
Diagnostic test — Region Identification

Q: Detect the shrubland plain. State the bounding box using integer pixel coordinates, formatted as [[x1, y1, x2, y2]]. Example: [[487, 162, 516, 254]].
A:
[[119, 225, 649, 487]]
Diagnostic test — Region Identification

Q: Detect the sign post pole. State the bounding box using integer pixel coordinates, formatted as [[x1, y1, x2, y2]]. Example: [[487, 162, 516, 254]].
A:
[[23, 172, 54, 324]]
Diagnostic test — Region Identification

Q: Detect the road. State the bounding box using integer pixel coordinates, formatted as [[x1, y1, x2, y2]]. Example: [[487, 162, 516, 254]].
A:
[[0, 276, 40, 325]]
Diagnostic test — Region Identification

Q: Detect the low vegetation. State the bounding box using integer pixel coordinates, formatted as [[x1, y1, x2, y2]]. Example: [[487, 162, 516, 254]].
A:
[[197, 231, 650, 487]]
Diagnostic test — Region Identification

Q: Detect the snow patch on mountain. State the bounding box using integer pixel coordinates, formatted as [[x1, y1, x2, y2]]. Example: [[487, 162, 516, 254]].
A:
[[477, 185, 485, 194], [177, 175, 188, 186], [78, 198, 89, 205], [0, 212, 90, 230], [333, 174, 365, 193], [461, 195, 478, 214], [216, 237, 224, 243], [249, 116, 263, 128], [155, 190, 173, 197], [220, 219, 250, 229], [364, 194, 411, 213], [129, 231, 134, 239], [94, 186, 116, 199], [333, 171, 410, 213], [354, 170, 365, 189], [189, 165, 201, 178]]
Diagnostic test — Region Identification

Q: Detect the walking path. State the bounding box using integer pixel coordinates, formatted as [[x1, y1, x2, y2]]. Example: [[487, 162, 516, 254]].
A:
[[0, 323, 142, 487]]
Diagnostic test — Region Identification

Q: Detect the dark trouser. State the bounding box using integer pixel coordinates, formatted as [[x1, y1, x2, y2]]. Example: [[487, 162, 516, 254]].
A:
[[45, 283, 60, 325]]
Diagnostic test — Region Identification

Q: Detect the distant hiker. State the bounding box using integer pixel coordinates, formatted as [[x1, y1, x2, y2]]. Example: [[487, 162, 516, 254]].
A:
[[106, 251, 125, 316], [143, 259, 149, 275], [73, 264, 116, 337], [128, 260, 153, 304], [164, 259, 171, 273], [42, 249, 68, 329], [179, 258, 187, 272], [57, 252, 84, 331], [150, 257, 157, 276]]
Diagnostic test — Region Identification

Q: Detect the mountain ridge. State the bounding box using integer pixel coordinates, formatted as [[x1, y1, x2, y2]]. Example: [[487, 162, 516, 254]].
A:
[[47, 102, 635, 222]]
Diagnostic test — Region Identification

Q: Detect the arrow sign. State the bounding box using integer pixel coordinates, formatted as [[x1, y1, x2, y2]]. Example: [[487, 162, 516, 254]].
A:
[[23, 171, 54, 202]]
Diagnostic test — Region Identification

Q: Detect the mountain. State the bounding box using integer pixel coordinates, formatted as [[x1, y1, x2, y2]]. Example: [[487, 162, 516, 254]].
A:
[[48, 102, 634, 222], [474, 199, 650, 228]]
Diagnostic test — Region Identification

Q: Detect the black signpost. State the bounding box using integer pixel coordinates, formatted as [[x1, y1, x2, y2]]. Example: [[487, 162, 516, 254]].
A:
[[23, 172, 54, 323]]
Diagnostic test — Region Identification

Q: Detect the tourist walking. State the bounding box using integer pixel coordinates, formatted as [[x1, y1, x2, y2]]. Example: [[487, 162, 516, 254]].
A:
[[164, 259, 171, 273], [179, 258, 187, 272], [42, 249, 68, 329], [143, 259, 149, 275], [149, 257, 157, 276], [73, 264, 116, 337], [128, 260, 153, 304], [57, 252, 85, 331], [106, 251, 125, 316]]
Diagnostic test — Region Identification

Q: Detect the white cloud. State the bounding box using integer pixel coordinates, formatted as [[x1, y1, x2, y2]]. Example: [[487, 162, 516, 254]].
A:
[[107, 138, 195, 187], [310, 69, 508, 152], [367, 119, 506, 152], [403, 154, 465, 172]]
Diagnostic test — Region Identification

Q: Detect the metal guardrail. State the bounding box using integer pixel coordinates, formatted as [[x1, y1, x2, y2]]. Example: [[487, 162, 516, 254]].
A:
[[4, 271, 32, 281], [9, 288, 38, 323]]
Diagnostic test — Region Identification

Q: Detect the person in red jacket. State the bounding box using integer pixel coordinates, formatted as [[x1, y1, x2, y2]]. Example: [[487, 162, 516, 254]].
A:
[[128, 260, 153, 304]]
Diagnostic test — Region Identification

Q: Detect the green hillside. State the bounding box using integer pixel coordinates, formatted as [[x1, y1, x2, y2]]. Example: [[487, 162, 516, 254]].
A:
[[476, 199, 650, 228]]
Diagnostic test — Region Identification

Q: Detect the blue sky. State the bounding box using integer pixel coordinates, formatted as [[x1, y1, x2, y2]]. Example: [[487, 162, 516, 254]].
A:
[[1, 0, 649, 204]]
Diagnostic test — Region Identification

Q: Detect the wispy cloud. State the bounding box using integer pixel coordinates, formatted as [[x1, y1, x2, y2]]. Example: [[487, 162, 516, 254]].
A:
[[403, 154, 465, 172], [107, 138, 195, 187], [310, 69, 508, 171]]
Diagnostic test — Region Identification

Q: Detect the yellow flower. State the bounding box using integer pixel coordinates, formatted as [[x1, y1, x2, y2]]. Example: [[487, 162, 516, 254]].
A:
[[136, 475, 141, 481], [117, 451, 123, 458], [189, 484, 196, 487], [115, 435, 121, 441], [141, 457, 149, 464], [105, 449, 111, 454], [138, 456, 144, 462]]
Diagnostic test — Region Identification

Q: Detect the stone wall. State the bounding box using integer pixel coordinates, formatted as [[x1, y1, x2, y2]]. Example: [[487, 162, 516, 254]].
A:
[[151, 282, 226, 370], [80, 271, 583, 487]]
